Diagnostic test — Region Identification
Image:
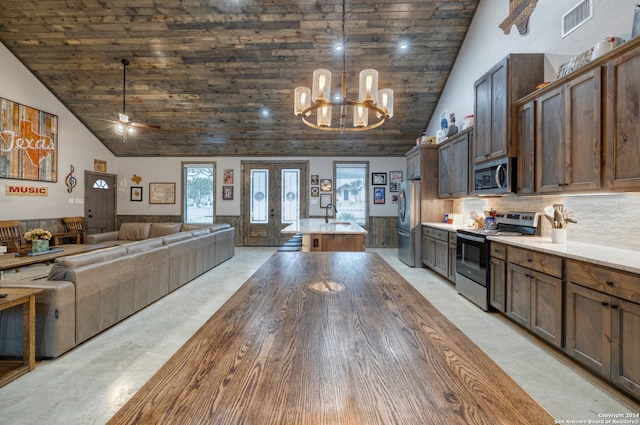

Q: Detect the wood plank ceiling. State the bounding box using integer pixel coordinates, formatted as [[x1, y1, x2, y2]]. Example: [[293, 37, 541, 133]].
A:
[[0, 0, 479, 157]]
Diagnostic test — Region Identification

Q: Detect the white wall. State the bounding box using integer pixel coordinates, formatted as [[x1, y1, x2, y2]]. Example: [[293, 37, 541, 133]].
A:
[[0, 43, 117, 220], [116, 156, 406, 218], [426, 0, 638, 136]]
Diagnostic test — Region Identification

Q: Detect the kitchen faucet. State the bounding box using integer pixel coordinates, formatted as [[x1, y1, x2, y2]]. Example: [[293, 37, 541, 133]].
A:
[[325, 203, 338, 223]]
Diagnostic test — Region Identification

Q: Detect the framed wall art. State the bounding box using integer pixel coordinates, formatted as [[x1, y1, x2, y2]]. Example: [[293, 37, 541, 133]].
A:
[[130, 186, 143, 202], [0, 98, 58, 182], [374, 187, 385, 204], [223, 169, 234, 184], [222, 185, 234, 200], [320, 193, 332, 208], [372, 173, 387, 185], [311, 187, 319, 197], [320, 179, 332, 192], [389, 171, 403, 182], [149, 182, 176, 204], [311, 175, 319, 185]]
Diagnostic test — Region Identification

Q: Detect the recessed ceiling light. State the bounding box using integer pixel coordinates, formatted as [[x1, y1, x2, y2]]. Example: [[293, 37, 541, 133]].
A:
[[399, 42, 408, 50], [261, 108, 270, 117], [335, 44, 343, 52]]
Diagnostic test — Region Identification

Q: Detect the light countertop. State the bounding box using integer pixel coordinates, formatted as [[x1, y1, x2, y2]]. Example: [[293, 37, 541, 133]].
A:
[[422, 222, 640, 274], [282, 219, 367, 235]]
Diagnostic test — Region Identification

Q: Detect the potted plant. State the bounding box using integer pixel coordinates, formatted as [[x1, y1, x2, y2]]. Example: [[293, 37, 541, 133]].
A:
[[24, 228, 52, 253]]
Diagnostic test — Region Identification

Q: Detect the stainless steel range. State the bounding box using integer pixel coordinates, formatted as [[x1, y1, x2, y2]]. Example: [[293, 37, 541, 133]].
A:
[[455, 212, 540, 311]]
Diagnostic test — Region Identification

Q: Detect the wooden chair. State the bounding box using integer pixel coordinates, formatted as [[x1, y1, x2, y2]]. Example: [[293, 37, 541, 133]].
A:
[[55, 217, 104, 245], [0, 220, 30, 254]]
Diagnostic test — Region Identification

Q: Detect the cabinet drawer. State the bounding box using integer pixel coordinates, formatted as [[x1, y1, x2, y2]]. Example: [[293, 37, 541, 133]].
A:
[[490, 242, 506, 260], [507, 246, 562, 278], [567, 260, 640, 303], [448, 232, 457, 247], [422, 226, 448, 242]]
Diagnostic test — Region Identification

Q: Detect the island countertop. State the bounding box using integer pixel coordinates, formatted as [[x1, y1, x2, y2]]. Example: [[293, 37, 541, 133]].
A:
[[281, 218, 367, 235]]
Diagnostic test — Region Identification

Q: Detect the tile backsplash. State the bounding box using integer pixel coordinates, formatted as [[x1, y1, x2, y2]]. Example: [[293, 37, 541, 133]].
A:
[[453, 193, 640, 251]]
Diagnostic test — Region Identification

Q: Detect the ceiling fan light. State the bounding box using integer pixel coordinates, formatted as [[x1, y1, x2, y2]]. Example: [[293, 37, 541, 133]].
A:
[[377, 88, 394, 119], [312, 69, 331, 102], [127, 126, 136, 135], [294, 87, 311, 116], [115, 123, 125, 135], [359, 69, 378, 104]]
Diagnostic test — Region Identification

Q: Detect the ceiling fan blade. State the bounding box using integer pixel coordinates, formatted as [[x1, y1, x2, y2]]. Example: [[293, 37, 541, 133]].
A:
[[85, 116, 119, 125], [131, 122, 161, 130]]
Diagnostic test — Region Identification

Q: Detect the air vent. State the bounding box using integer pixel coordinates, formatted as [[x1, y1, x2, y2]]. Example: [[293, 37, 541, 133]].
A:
[[562, 0, 593, 38]]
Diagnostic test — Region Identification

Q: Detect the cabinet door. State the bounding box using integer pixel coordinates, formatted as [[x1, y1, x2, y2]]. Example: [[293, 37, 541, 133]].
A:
[[565, 282, 611, 378], [438, 143, 453, 197], [433, 239, 448, 277], [535, 86, 565, 193], [451, 132, 470, 197], [490, 257, 507, 312], [605, 47, 640, 190], [447, 233, 457, 282], [611, 298, 640, 398], [474, 73, 492, 162], [530, 270, 563, 348], [422, 235, 435, 268], [565, 70, 602, 191], [506, 263, 531, 328], [517, 100, 536, 194], [474, 58, 508, 163]]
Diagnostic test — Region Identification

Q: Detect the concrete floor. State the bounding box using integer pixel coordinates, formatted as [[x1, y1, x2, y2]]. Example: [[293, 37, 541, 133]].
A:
[[0, 247, 638, 424]]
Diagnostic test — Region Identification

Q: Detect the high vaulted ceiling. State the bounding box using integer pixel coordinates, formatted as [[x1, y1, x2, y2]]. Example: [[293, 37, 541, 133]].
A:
[[0, 0, 478, 157]]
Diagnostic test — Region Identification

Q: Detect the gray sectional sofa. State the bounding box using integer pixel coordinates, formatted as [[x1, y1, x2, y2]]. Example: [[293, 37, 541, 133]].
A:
[[0, 222, 234, 358]]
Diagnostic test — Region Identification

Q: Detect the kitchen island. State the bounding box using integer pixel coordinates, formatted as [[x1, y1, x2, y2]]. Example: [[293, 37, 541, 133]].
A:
[[281, 218, 367, 252]]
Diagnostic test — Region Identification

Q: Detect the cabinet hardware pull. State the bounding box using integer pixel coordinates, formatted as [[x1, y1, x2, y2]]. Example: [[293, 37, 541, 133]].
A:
[[527, 258, 532, 262], [623, 134, 628, 142], [611, 305, 619, 310], [606, 280, 614, 286], [601, 302, 609, 308]]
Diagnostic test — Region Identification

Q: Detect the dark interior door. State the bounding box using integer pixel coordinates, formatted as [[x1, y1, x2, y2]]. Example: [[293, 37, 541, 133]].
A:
[[84, 171, 116, 233]]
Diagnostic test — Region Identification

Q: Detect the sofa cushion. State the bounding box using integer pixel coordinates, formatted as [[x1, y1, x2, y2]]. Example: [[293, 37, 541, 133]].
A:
[[118, 223, 152, 241], [125, 238, 164, 254], [149, 223, 183, 239]]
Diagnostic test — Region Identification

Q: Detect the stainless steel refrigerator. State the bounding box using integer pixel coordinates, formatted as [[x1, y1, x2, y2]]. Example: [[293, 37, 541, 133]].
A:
[[398, 180, 422, 267]]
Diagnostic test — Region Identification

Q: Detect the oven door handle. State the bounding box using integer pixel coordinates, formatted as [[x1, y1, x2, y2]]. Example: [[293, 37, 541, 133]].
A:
[[457, 233, 486, 244]]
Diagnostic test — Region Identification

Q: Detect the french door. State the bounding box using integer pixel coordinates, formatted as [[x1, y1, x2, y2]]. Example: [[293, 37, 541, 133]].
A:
[[242, 161, 308, 246]]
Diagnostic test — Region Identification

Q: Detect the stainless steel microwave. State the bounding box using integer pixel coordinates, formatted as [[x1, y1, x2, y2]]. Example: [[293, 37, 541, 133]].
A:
[[472, 157, 516, 195]]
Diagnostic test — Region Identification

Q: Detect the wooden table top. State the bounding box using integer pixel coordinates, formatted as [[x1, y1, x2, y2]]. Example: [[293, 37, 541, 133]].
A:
[[0, 243, 109, 272], [0, 287, 43, 310], [108, 252, 554, 425]]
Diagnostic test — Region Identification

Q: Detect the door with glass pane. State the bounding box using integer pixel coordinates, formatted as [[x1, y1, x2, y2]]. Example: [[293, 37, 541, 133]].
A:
[[242, 161, 308, 246]]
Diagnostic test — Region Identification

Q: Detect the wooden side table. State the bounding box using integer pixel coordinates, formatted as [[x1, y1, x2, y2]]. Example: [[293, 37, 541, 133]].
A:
[[0, 288, 42, 387]]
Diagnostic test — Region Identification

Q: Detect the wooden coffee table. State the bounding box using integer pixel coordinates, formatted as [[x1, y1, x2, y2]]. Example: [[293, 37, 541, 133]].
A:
[[0, 287, 42, 387]]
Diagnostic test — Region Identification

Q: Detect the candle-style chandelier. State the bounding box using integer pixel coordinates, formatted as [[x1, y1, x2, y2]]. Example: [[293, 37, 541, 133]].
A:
[[293, 0, 393, 132]]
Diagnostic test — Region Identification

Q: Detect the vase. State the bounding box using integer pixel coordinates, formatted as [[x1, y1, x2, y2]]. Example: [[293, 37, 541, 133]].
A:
[[32, 239, 49, 253]]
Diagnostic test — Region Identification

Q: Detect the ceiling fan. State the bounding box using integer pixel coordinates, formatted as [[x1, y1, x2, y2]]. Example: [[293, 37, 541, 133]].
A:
[[86, 58, 161, 141]]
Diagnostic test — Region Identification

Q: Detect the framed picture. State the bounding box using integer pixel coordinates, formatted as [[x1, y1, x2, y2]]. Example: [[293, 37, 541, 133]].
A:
[[0, 98, 58, 182], [389, 182, 400, 192], [222, 185, 233, 200], [94, 159, 107, 172], [311, 175, 319, 185], [320, 193, 332, 208], [374, 187, 385, 204], [392, 194, 399, 204], [149, 182, 176, 204], [372, 172, 387, 185], [223, 169, 234, 185], [320, 179, 332, 192], [389, 171, 403, 182], [311, 187, 319, 197], [130, 186, 143, 202]]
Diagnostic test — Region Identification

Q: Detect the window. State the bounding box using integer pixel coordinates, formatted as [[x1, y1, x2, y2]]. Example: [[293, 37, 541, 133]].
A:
[[250, 169, 269, 224], [281, 168, 300, 224], [183, 162, 215, 224], [92, 179, 109, 189], [334, 161, 368, 226]]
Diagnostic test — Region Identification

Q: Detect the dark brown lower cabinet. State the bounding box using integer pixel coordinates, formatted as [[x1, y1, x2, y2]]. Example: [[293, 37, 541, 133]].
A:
[[565, 281, 640, 399], [506, 263, 563, 348]]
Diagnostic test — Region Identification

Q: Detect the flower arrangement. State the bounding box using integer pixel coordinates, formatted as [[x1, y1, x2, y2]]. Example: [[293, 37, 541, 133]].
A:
[[24, 228, 52, 241]]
